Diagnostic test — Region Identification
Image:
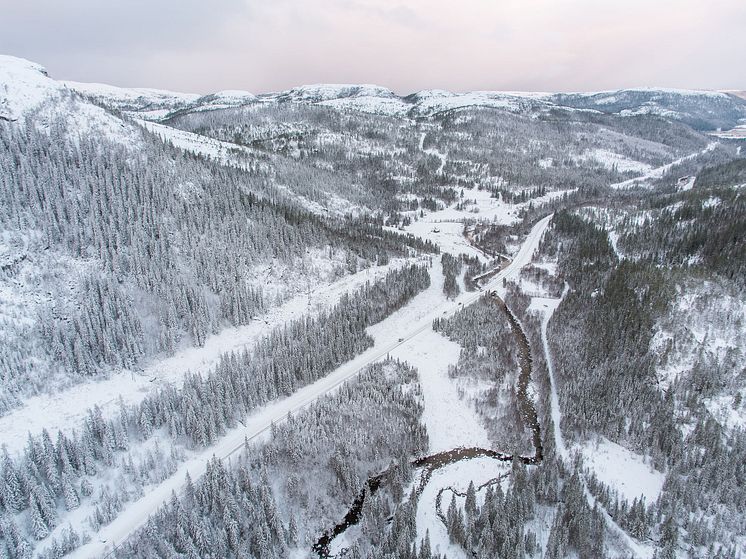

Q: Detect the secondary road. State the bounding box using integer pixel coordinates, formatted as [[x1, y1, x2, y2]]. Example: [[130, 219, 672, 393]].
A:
[[73, 214, 553, 559]]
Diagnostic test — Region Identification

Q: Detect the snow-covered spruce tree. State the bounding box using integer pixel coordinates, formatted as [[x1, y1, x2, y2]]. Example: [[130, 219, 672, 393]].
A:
[[116, 359, 428, 557], [0, 265, 430, 553]]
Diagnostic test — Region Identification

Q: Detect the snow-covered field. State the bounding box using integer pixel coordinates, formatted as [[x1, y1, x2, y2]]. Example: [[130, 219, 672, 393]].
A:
[[0, 257, 416, 456], [67, 215, 553, 558], [398, 185, 573, 264], [710, 124, 746, 139], [0, 55, 63, 119], [611, 142, 719, 189], [417, 458, 512, 559], [576, 148, 653, 174], [391, 329, 489, 452], [575, 437, 665, 503]]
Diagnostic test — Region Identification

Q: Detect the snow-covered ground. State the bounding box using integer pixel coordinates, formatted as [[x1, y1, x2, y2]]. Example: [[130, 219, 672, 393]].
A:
[[611, 142, 719, 189], [652, 281, 746, 430], [576, 148, 653, 174], [62, 80, 199, 114], [68, 215, 553, 558], [710, 124, 746, 139], [653, 282, 745, 390], [137, 119, 362, 216], [403, 217, 554, 556], [0, 55, 62, 119], [0, 55, 141, 146], [532, 287, 657, 558], [136, 119, 264, 172], [530, 292, 570, 461], [0, 258, 416, 456], [575, 437, 665, 504], [398, 186, 573, 263], [419, 131, 448, 174], [417, 458, 512, 559], [706, 393, 746, 431], [391, 328, 489, 452]]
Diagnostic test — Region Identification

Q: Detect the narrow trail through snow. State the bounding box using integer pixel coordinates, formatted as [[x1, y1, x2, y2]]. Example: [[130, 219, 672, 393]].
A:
[[74, 216, 553, 559], [315, 218, 551, 557], [536, 286, 655, 559], [611, 142, 718, 189], [419, 131, 447, 174]]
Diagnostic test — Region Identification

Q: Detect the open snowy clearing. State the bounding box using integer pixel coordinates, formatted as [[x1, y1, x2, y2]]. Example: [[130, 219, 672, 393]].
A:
[[611, 142, 719, 189], [391, 329, 490, 453], [0, 258, 416, 456], [710, 124, 746, 139], [576, 148, 654, 174], [399, 187, 573, 264], [69, 216, 553, 558], [575, 437, 665, 504], [417, 458, 512, 559]]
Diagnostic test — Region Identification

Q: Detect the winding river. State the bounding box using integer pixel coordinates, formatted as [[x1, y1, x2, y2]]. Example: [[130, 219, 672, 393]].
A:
[[313, 282, 544, 557]]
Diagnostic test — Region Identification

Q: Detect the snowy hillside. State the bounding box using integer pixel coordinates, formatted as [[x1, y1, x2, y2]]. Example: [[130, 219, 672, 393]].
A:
[[551, 88, 746, 130], [63, 80, 199, 113], [1, 53, 745, 559], [55, 63, 745, 130], [0, 55, 61, 120]]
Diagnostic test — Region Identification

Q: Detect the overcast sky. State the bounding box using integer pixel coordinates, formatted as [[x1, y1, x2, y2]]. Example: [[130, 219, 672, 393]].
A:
[[2, 0, 744, 94]]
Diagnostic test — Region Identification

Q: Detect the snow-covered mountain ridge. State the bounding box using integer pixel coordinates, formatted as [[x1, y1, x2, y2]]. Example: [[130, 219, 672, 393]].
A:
[[0, 55, 63, 120], [1, 54, 733, 129]]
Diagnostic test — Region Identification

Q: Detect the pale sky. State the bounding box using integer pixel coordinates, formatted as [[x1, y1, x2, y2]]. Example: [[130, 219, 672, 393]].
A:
[[1, 0, 744, 94]]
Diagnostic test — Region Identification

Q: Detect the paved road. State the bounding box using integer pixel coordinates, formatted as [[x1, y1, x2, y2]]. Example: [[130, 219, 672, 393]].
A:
[[76, 214, 553, 559]]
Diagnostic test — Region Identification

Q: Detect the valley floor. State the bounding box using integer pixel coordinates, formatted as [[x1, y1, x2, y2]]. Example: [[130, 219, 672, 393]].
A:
[[68, 215, 553, 558]]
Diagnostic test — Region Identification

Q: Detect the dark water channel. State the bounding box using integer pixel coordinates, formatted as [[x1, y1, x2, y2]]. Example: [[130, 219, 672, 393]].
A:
[[313, 291, 543, 557]]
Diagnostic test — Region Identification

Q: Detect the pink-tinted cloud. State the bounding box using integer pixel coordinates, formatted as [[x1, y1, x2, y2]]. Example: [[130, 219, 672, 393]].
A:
[[1, 0, 744, 93]]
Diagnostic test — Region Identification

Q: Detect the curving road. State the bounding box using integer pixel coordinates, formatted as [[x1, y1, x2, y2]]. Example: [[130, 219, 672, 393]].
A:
[[74, 214, 552, 559], [314, 218, 553, 556]]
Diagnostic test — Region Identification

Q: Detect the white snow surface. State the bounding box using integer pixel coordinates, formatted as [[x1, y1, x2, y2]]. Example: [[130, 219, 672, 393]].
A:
[[137, 119, 362, 216], [277, 83, 397, 102], [572, 87, 731, 100], [0, 55, 61, 120], [392, 327, 490, 452], [0, 55, 143, 148], [185, 90, 260, 112], [410, 90, 549, 117], [576, 149, 653, 174], [653, 282, 746, 430], [137, 119, 260, 170], [611, 142, 719, 189], [419, 131, 448, 174], [417, 458, 511, 559], [533, 286, 656, 558], [531, 291, 570, 461], [398, 187, 573, 264], [319, 95, 410, 117], [0, 258, 415, 456], [710, 124, 746, 139], [63, 80, 199, 111], [576, 437, 665, 504], [68, 215, 553, 558]]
